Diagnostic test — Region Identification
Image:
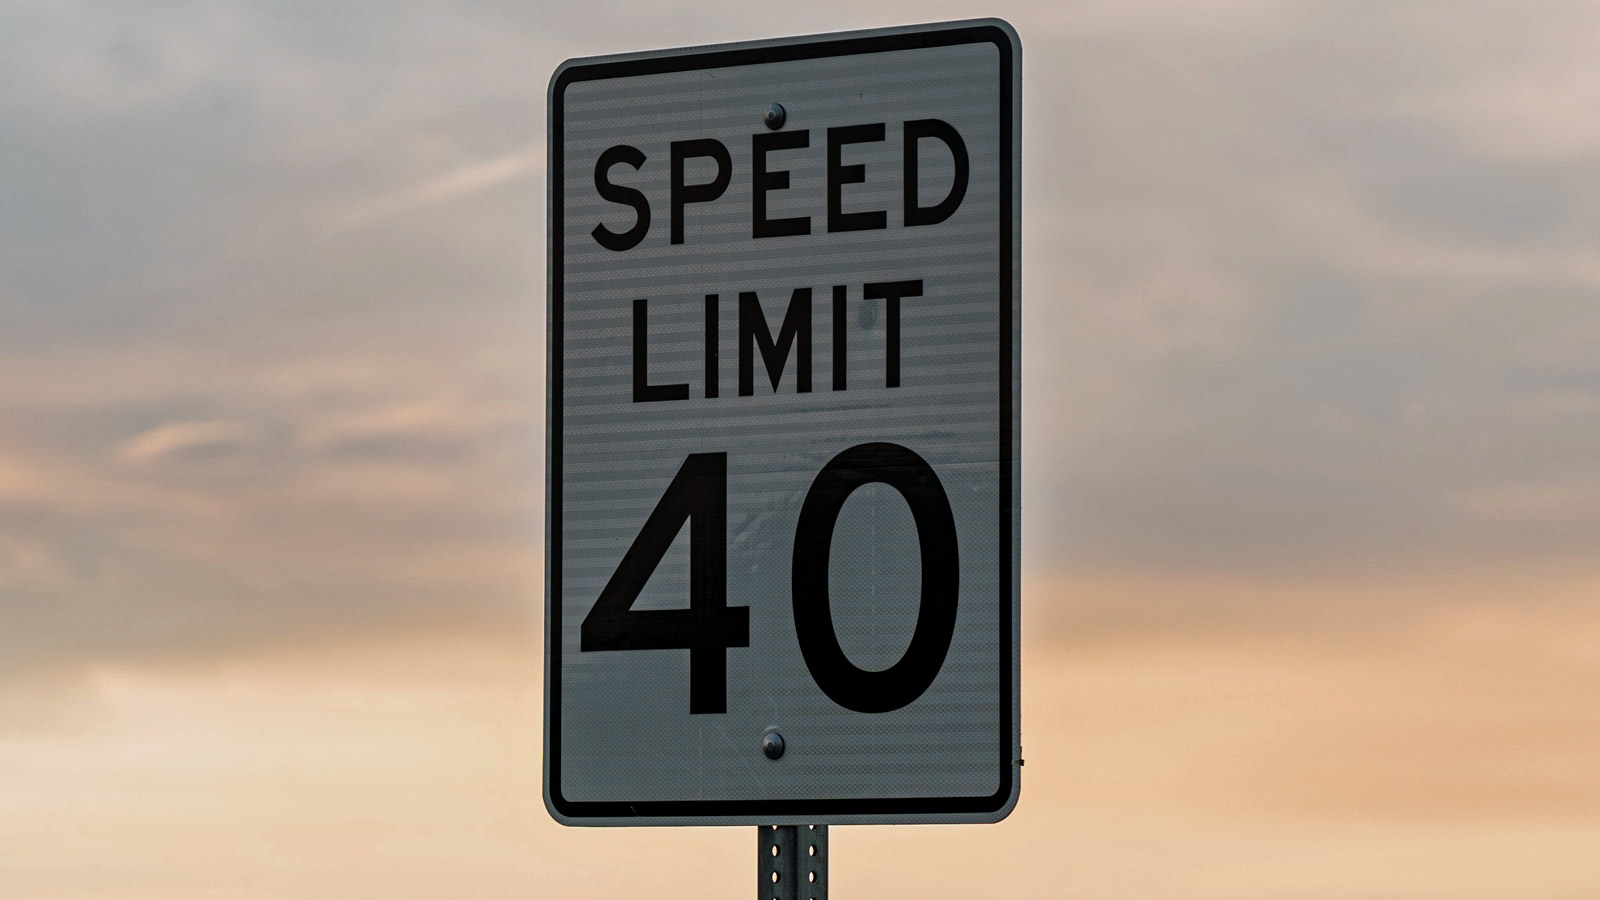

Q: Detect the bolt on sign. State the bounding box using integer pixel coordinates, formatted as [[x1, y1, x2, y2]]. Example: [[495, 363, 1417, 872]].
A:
[[545, 19, 1021, 826]]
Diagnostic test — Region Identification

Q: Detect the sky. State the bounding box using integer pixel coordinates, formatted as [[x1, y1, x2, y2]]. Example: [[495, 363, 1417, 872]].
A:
[[1, 0, 1598, 897]]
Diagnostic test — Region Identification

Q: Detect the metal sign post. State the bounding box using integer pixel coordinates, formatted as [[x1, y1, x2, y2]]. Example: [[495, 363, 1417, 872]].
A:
[[759, 825, 827, 900], [545, 18, 1022, 836]]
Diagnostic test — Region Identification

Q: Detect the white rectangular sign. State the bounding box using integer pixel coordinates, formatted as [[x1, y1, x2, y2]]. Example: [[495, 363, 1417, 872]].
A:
[[546, 19, 1021, 826]]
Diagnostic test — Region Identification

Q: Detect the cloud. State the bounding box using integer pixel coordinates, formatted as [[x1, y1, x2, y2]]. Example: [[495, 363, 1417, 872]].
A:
[[1016, 0, 1600, 582], [2, 618, 1598, 897], [0, 5, 1597, 897], [1, 0, 1598, 673], [115, 420, 259, 466], [326, 144, 545, 233], [1449, 477, 1600, 527]]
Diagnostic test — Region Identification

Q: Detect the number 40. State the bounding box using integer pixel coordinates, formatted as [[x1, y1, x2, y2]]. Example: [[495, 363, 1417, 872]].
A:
[[581, 442, 959, 715]]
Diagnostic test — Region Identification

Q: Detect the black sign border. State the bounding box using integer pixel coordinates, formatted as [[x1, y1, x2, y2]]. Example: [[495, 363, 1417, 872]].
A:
[[548, 22, 1017, 824]]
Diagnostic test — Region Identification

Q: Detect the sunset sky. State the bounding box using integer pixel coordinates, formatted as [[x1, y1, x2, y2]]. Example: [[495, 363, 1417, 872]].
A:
[[2, 1, 1598, 897]]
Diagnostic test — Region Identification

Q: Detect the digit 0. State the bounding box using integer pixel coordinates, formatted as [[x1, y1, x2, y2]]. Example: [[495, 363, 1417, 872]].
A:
[[791, 442, 959, 713]]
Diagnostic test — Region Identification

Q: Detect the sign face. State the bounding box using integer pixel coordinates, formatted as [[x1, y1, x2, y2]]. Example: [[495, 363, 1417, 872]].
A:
[[546, 19, 1020, 826]]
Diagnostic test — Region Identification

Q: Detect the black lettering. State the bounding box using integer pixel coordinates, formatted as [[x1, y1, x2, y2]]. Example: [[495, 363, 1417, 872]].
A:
[[739, 288, 812, 396], [633, 299, 689, 402], [832, 285, 847, 391], [704, 294, 719, 399], [863, 280, 920, 388], [752, 130, 811, 239], [591, 145, 650, 251], [903, 120, 969, 227], [827, 123, 887, 233], [792, 442, 959, 713], [671, 139, 732, 245], [582, 452, 747, 714]]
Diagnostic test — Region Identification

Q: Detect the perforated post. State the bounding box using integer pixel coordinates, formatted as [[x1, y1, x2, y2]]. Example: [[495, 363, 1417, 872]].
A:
[[758, 825, 827, 900]]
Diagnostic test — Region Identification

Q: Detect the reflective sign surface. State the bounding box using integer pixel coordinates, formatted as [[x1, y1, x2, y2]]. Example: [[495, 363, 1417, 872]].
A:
[[547, 19, 1020, 825]]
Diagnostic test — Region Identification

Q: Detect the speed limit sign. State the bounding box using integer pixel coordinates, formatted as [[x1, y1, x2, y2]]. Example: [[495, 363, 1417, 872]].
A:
[[545, 19, 1021, 826]]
